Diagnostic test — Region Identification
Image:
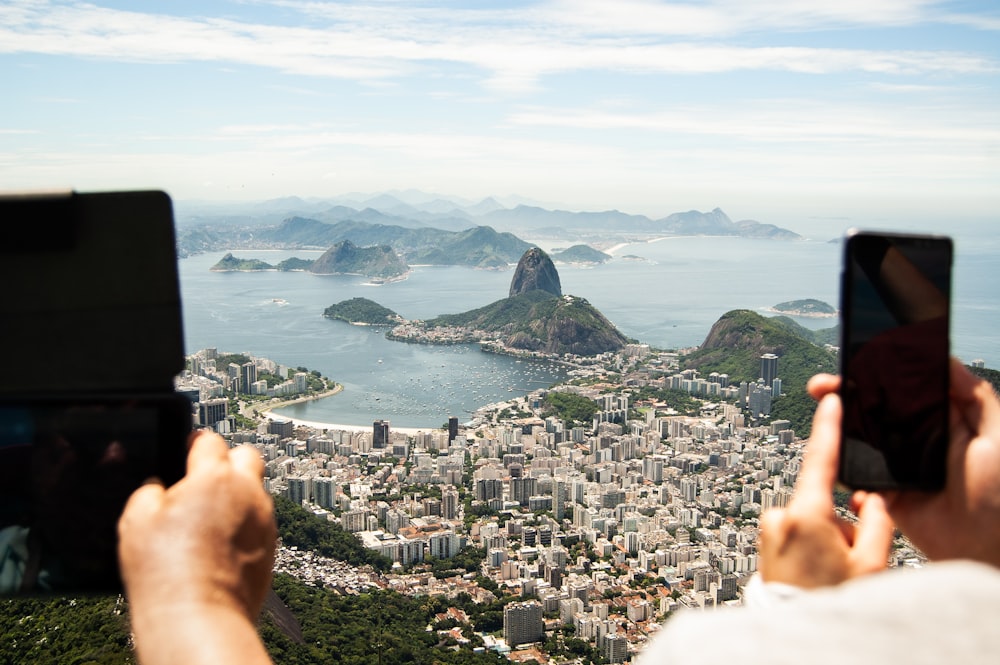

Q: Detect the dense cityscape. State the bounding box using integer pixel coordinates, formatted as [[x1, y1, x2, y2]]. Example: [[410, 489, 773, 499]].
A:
[[177, 341, 925, 664]]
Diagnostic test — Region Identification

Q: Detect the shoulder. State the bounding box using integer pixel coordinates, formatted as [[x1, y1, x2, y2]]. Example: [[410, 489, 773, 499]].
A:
[[638, 562, 1000, 665]]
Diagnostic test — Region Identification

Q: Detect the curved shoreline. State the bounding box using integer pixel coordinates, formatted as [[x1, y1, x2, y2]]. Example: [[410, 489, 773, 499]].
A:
[[253, 383, 343, 420]]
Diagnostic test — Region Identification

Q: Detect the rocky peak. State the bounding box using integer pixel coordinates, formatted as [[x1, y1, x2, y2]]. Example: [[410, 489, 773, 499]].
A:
[[509, 248, 562, 298]]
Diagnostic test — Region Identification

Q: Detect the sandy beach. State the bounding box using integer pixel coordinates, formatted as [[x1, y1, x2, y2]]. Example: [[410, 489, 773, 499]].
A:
[[257, 383, 439, 435], [263, 414, 437, 436]]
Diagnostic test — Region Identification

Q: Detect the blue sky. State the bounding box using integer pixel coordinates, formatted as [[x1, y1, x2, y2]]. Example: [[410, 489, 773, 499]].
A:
[[1, 0, 998, 235]]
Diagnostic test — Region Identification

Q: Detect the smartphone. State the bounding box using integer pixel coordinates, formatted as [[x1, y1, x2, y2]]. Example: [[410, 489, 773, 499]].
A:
[[0, 394, 190, 595], [838, 230, 952, 491], [0, 190, 191, 595]]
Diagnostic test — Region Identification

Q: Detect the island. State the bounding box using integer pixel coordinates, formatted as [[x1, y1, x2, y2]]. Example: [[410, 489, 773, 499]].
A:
[[209, 241, 409, 280], [323, 297, 402, 326], [769, 298, 837, 318], [550, 244, 611, 264], [209, 253, 316, 272], [308, 240, 409, 280]]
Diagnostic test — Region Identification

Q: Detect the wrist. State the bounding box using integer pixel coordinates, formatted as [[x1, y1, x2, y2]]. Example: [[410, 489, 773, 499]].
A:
[[130, 601, 270, 665]]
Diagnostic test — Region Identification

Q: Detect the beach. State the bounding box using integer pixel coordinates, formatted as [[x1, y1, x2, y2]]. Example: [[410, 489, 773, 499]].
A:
[[258, 384, 440, 435]]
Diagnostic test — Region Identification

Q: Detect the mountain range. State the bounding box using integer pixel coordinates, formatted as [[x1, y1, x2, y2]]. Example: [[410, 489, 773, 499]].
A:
[[174, 191, 802, 260]]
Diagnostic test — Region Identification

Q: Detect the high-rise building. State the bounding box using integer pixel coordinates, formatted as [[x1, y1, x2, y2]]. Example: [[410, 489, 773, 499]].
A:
[[475, 478, 504, 501], [198, 398, 228, 427], [552, 479, 567, 520], [314, 477, 335, 510], [240, 361, 257, 395], [760, 353, 779, 387], [748, 382, 773, 417], [503, 601, 543, 647], [510, 477, 537, 505], [441, 486, 459, 520], [286, 476, 308, 505], [373, 419, 389, 449], [603, 633, 628, 663], [269, 418, 294, 438], [448, 416, 459, 442], [429, 532, 461, 559]]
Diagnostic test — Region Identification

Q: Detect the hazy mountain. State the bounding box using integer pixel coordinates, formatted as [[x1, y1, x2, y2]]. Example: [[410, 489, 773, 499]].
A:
[[309, 240, 408, 279], [250, 217, 533, 268], [550, 245, 612, 264], [175, 191, 803, 258]]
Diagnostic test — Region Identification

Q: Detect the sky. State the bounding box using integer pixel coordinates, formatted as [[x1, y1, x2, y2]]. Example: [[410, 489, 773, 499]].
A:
[[1, 0, 998, 236]]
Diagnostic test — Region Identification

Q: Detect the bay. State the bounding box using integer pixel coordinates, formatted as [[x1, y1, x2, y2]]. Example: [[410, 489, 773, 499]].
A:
[[179, 235, 1000, 429]]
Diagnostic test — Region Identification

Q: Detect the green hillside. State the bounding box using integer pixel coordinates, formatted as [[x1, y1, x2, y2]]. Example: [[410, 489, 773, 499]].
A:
[[684, 309, 838, 435], [323, 297, 402, 325], [428, 290, 629, 356]]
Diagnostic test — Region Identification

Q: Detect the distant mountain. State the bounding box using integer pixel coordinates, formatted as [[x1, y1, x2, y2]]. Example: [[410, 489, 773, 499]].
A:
[[175, 192, 804, 260], [658, 208, 735, 234], [254, 218, 532, 269], [735, 219, 801, 240], [309, 240, 409, 280], [481, 205, 652, 232], [771, 299, 837, 317], [508, 248, 562, 297], [551, 245, 611, 264], [210, 253, 273, 271], [209, 253, 316, 272]]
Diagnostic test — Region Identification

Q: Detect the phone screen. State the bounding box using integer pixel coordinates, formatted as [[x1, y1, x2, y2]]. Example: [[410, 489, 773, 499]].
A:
[[839, 232, 952, 491], [0, 395, 189, 595]]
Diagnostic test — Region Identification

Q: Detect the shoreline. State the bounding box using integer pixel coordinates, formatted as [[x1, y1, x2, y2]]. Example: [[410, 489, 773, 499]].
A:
[[763, 307, 837, 319], [264, 415, 437, 436], [259, 383, 439, 435], [254, 383, 342, 419]]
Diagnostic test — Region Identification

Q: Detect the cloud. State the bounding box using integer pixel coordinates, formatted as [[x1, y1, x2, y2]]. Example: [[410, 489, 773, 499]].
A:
[[508, 101, 1000, 140], [0, 0, 995, 93]]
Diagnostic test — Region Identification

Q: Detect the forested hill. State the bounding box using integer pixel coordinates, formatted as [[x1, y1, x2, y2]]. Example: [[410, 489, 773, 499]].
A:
[[684, 309, 838, 435]]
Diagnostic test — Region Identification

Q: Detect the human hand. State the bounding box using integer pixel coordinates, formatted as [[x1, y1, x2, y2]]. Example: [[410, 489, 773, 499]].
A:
[[118, 430, 277, 621], [758, 383, 894, 588], [878, 360, 1000, 567]]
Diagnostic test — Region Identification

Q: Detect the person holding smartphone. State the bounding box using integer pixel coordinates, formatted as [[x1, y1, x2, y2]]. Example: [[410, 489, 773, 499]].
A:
[[637, 359, 1000, 664]]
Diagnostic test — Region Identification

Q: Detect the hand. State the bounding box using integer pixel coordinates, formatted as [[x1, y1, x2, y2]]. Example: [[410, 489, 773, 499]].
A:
[[758, 384, 894, 588], [118, 430, 277, 665], [880, 360, 1000, 567]]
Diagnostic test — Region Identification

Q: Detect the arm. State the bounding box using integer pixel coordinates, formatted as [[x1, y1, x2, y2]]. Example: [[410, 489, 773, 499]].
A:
[[758, 383, 894, 588], [118, 431, 277, 665]]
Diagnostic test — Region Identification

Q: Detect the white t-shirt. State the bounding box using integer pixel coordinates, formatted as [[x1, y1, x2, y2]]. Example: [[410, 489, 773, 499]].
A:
[[638, 561, 1000, 665]]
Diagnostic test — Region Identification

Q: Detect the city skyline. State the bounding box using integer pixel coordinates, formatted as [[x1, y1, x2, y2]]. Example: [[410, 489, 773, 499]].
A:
[[2, 1, 999, 238]]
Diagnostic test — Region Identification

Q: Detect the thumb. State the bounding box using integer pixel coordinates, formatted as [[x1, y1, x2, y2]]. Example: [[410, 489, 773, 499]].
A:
[[119, 480, 166, 530], [849, 493, 894, 574]]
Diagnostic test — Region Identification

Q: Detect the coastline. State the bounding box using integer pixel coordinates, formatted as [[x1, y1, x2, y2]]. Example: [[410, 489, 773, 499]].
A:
[[264, 415, 436, 436], [763, 308, 837, 319], [259, 383, 437, 435], [254, 383, 342, 419]]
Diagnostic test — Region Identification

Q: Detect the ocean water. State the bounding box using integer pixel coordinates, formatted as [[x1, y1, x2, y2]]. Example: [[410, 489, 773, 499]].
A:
[[179, 234, 1000, 428]]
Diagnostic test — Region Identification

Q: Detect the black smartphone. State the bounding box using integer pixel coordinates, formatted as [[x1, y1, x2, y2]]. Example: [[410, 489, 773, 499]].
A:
[[0, 190, 191, 595], [838, 230, 952, 491], [0, 394, 190, 595]]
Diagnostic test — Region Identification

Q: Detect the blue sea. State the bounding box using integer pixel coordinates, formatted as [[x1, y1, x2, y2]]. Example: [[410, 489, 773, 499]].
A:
[[179, 234, 1000, 428]]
